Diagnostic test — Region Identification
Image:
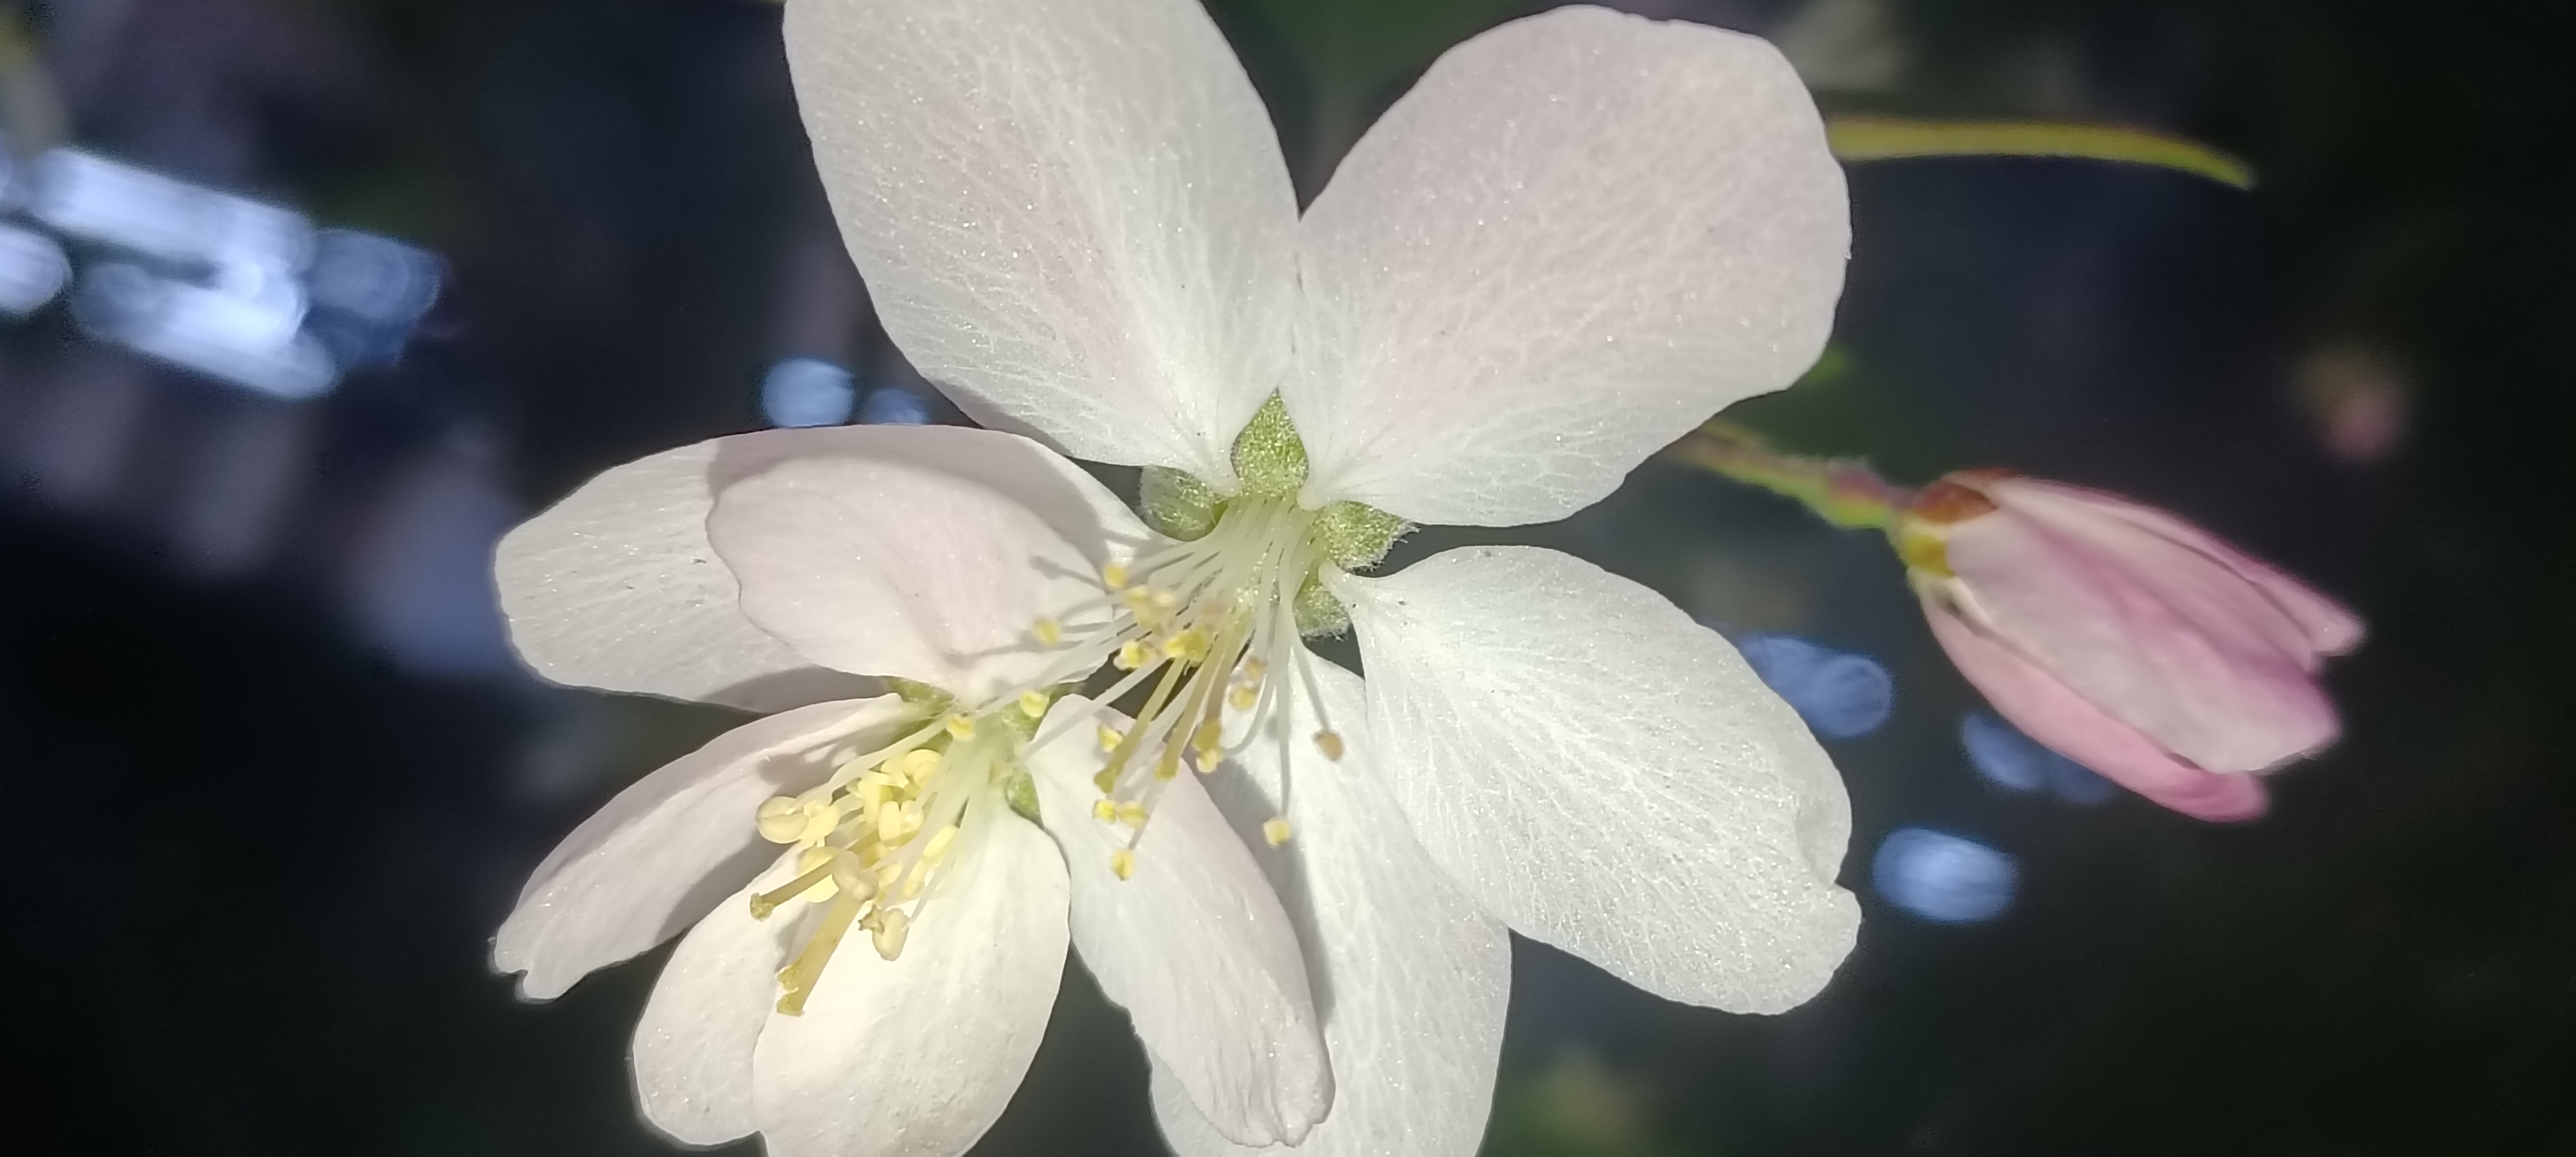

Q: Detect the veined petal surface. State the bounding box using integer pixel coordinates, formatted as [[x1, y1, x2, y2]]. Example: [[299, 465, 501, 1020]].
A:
[[784, 0, 1299, 480], [1335, 546, 1858, 1011], [495, 695, 917, 1000], [494, 429, 892, 711], [750, 800, 1069, 1157], [1154, 656, 1509, 1157], [1030, 697, 1331, 1147], [1289, 7, 1848, 526], [631, 852, 807, 1146], [706, 427, 1152, 702]]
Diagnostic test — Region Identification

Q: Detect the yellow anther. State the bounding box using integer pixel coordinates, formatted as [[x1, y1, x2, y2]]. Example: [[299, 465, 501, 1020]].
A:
[[1018, 690, 1050, 719], [1152, 589, 1179, 611], [1116, 801, 1148, 828], [1153, 746, 1182, 781], [1314, 729, 1346, 761], [944, 714, 976, 741], [870, 908, 911, 960], [797, 799, 841, 844], [1240, 656, 1267, 682], [1092, 799, 1117, 821], [1263, 817, 1292, 846], [755, 796, 808, 843], [1109, 848, 1136, 880], [1032, 617, 1063, 646], [921, 824, 960, 863], [1094, 767, 1119, 794], [1114, 640, 1150, 670], [875, 800, 907, 843], [1162, 628, 1208, 663], [1102, 562, 1130, 589], [896, 748, 941, 782], [1191, 719, 1224, 756], [1228, 683, 1258, 711], [1096, 724, 1124, 753], [828, 848, 877, 901]]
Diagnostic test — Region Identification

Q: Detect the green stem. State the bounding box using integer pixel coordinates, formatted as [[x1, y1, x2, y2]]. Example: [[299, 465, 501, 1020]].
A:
[[1670, 421, 1911, 531]]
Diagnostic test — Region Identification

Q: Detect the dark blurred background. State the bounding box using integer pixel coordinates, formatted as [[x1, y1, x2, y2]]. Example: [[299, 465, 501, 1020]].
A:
[[3, 0, 2568, 1153]]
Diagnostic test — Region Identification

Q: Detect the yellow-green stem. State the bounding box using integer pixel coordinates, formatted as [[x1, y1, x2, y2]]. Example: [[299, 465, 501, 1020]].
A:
[[1826, 116, 2256, 191], [1670, 421, 1911, 531]]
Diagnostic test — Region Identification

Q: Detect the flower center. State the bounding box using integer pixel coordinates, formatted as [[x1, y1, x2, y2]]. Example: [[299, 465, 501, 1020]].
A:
[[745, 694, 1045, 1015], [1019, 397, 1405, 874]]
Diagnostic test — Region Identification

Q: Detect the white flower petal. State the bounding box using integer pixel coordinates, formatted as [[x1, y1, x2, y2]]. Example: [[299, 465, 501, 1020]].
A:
[[1334, 546, 1859, 1011], [493, 695, 918, 1000], [1288, 8, 1848, 526], [750, 801, 1069, 1157], [1153, 655, 1509, 1157], [783, 0, 1297, 480], [1028, 696, 1332, 1147], [494, 430, 892, 711], [631, 851, 806, 1146], [706, 427, 1152, 702]]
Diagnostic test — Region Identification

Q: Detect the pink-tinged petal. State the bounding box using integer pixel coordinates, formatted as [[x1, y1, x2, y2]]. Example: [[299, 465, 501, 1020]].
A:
[[1924, 598, 2267, 821], [494, 429, 896, 711], [1029, 697, 1331, 1146], [1289, 8, 1847, 526], [630, 852, 806, 1146], [1152, 655, 1509, 1157], [783, 0, 1297, 480], [493, 695, 920, 1000], [706, 426, 1152, 702], [750, 798, 1068, 1157], [1941, 489, 2344, 774], [1985, 477, 2363, 656]]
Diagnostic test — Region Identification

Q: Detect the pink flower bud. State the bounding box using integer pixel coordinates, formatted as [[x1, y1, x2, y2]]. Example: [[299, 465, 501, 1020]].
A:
[[1898, 472, 2363, 821]]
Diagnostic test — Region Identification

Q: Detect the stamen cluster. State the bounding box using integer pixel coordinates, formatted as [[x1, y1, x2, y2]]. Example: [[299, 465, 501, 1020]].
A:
[[1033, 492, 1347, 876], [744, 702, 1040, 1014]]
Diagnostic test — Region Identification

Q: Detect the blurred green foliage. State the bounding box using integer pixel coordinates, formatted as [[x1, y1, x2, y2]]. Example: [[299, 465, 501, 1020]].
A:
[[1485, 1051, 1687, 1157], [1235, 0, 1524, 105]]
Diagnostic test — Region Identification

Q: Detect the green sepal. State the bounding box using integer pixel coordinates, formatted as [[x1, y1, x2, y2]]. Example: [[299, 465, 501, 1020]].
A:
[[1292, 573, 1351, 638], [886, 678, 954, 712], [1141, 467, 1221, 541], [1004, 770, 1042, 823], [1229, 396, 1309, 501], [1313, 499, 1409, 571]]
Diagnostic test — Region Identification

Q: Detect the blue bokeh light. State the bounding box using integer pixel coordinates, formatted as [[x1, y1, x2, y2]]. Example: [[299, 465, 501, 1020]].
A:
[[0, 223, 69, 315], [303, 228, 443, 368], [2045, 755, 2117, 805], [1961, 711, 2116, 805], [1733, 632, 1894, 739], [858, 385, 933, 426], [1872, 827, 2018, 924], [761, 358, 858, 428]]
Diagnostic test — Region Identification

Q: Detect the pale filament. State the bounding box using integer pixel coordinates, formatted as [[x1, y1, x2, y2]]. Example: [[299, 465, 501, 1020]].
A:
[[747, 711, 1016, 1015], [1020, 494, 1346, 875]]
